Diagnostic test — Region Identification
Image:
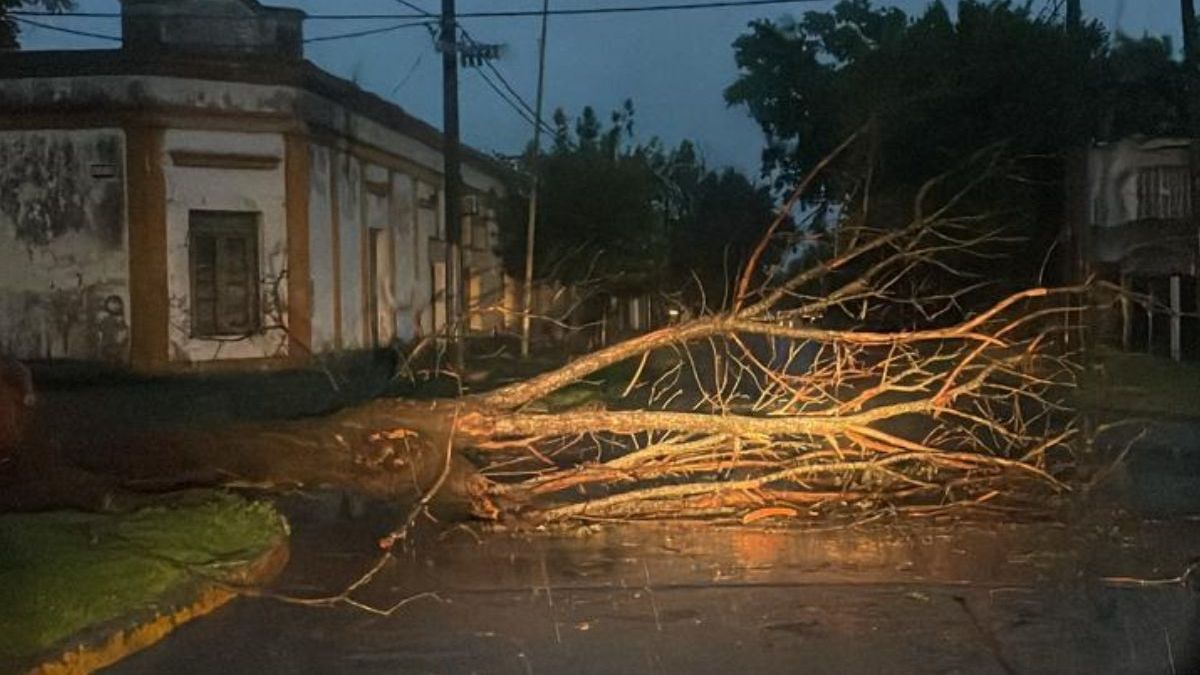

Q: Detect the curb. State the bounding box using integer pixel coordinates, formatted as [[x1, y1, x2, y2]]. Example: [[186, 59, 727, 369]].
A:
[[25, 535, 289, 675]]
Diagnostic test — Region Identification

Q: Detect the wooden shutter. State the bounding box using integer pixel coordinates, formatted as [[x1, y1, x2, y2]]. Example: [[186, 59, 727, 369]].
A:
[[189, 211, 261, 337], [1137, 166, 1192, 220]]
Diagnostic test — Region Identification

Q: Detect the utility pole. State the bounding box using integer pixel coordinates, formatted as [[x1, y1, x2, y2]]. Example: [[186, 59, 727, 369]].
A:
[[520, 0, 550, 358], [1185, 0, 1199, 68], [1065, 0, 1081, 30], [441, 0, 465, 369]]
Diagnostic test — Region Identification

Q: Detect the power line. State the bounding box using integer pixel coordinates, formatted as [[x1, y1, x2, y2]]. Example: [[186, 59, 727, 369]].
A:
[[482, 58, 556, 138], [7, 14, 434, 45], [456, 25, 557, 136], [457, 26, 534, 117], [384, 0, 555, 139], [485, 59, 540, 121], [11, 3, 550, 134], [465, 53, 557, 141], [9, 15, 121, 41], [391, 52, 427, 94], [13, 1, 833, 22], [438, 0, 832, 19], [303, 20, 434, 43], [389, 0, 558, 142], [383, 0, 541, 132], [16, 1, 585, 148], [475, 66, 539, 129], [392, 0, 434, 16], [15, 1, 592, 150]]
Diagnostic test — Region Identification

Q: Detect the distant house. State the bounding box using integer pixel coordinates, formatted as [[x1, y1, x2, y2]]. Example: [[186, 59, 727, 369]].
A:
[[1070, 135, 1199, 361], [0, 0, 511, 374]]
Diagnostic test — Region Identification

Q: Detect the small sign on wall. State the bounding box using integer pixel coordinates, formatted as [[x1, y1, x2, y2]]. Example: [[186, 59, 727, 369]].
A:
[[90, 163, 117, 180]]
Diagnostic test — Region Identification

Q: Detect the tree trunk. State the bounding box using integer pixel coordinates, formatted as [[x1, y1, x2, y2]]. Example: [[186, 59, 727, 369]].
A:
[[22, 149, 1085, 527]]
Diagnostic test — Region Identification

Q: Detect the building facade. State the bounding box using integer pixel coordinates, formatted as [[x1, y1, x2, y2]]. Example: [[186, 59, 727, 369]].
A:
[[0, 0, 510, 373], [1072, 135, 1199, 361]]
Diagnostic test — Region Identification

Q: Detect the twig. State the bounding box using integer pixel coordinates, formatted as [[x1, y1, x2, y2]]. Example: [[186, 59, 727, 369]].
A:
[[254, 410, 462, 615]]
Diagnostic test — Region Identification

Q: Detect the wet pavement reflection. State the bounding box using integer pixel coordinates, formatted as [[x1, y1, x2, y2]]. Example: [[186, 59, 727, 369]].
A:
[[107, 489, 1199, 675]]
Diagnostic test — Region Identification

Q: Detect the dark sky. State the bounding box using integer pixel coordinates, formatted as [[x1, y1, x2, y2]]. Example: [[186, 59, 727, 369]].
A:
[[21, 0, 1186, 177]]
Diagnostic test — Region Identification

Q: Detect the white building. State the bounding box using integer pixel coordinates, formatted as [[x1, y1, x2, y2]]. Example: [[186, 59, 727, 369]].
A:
[[0, 0, 511, 373], [1074, 135, 1199, 360]]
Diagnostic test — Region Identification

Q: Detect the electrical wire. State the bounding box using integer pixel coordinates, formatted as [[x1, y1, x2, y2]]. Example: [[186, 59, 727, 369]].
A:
[[485, 59, 541, 121], [13, 1, 836, 22], [457, 26, 537, 119], [474, 66, 539, 129], [408, 4, 560, 143], [11, 0, 599, 147], [392, 0, 435, 17], [7, 15, 435, 45], [11, 0, 618, 144], [391, 52, 427, 94], [385, 1, 549, 139], [7, 15, 436, 45], [304, 20, 434, 44], [8, 15, 120, 41], [436, 0, 832, 19], [482, 56, 555, 138], [8, 0, 828, 47]]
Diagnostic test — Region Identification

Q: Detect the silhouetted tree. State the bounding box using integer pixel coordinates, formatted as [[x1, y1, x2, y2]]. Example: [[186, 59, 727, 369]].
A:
[[726, 0, 1186, 294], [500, 102, 667, 296], [502, 104, 785, 306], [668, 165, 781, 310]]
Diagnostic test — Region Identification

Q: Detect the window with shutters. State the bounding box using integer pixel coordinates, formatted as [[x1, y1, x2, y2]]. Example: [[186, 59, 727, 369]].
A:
[[188, 210, 261, 337], [1136, 166, 1192, 220]]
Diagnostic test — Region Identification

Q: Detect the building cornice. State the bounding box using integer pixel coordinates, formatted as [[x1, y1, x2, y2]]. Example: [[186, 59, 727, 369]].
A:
[[0, 49, 516, 185]]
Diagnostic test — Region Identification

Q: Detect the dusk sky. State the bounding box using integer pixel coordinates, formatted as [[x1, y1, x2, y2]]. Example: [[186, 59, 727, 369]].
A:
[[20, 0, 1189, 177]]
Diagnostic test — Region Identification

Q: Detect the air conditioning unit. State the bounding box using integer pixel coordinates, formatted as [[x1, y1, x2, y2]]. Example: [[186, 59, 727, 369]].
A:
[[462, 194, 481, 216]]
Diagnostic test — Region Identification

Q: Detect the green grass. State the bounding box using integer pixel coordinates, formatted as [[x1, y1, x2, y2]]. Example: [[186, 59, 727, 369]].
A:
[[0, 492, 287, 662], [1077, 349, 1200, 418]]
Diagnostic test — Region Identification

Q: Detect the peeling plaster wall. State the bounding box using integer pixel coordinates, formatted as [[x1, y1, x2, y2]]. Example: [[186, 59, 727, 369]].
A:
[[335, 151, 364, 349], [414, 181, 439, 336], [364, 167, 394, 347], [390, 173, 417, 342], [465, 208, 506, 332], [0, 75, 507, 194], [0, 75, 294, 123], [307, 143, 336, 352], [0, 128, 129, 362], [0, 73, 511, 365], [163, 129, 288, 362], [305, 148, 443, 351]]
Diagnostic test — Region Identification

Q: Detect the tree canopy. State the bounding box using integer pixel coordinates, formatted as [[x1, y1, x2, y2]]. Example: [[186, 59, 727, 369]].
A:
[[727, 0, 1184, 190], [725, 0, 1188, 291], [499, 102, 665, 295], [500, 103, 779, 306], [667, 162, 780, 309]]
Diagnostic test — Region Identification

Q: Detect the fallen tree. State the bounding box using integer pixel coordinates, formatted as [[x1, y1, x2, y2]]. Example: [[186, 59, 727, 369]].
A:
[[37, 143, 1083, 529]]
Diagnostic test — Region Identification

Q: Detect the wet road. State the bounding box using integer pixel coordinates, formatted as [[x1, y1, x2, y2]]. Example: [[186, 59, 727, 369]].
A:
[[101, 420, 1200, 675], [106, 492, 1199, 675]]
